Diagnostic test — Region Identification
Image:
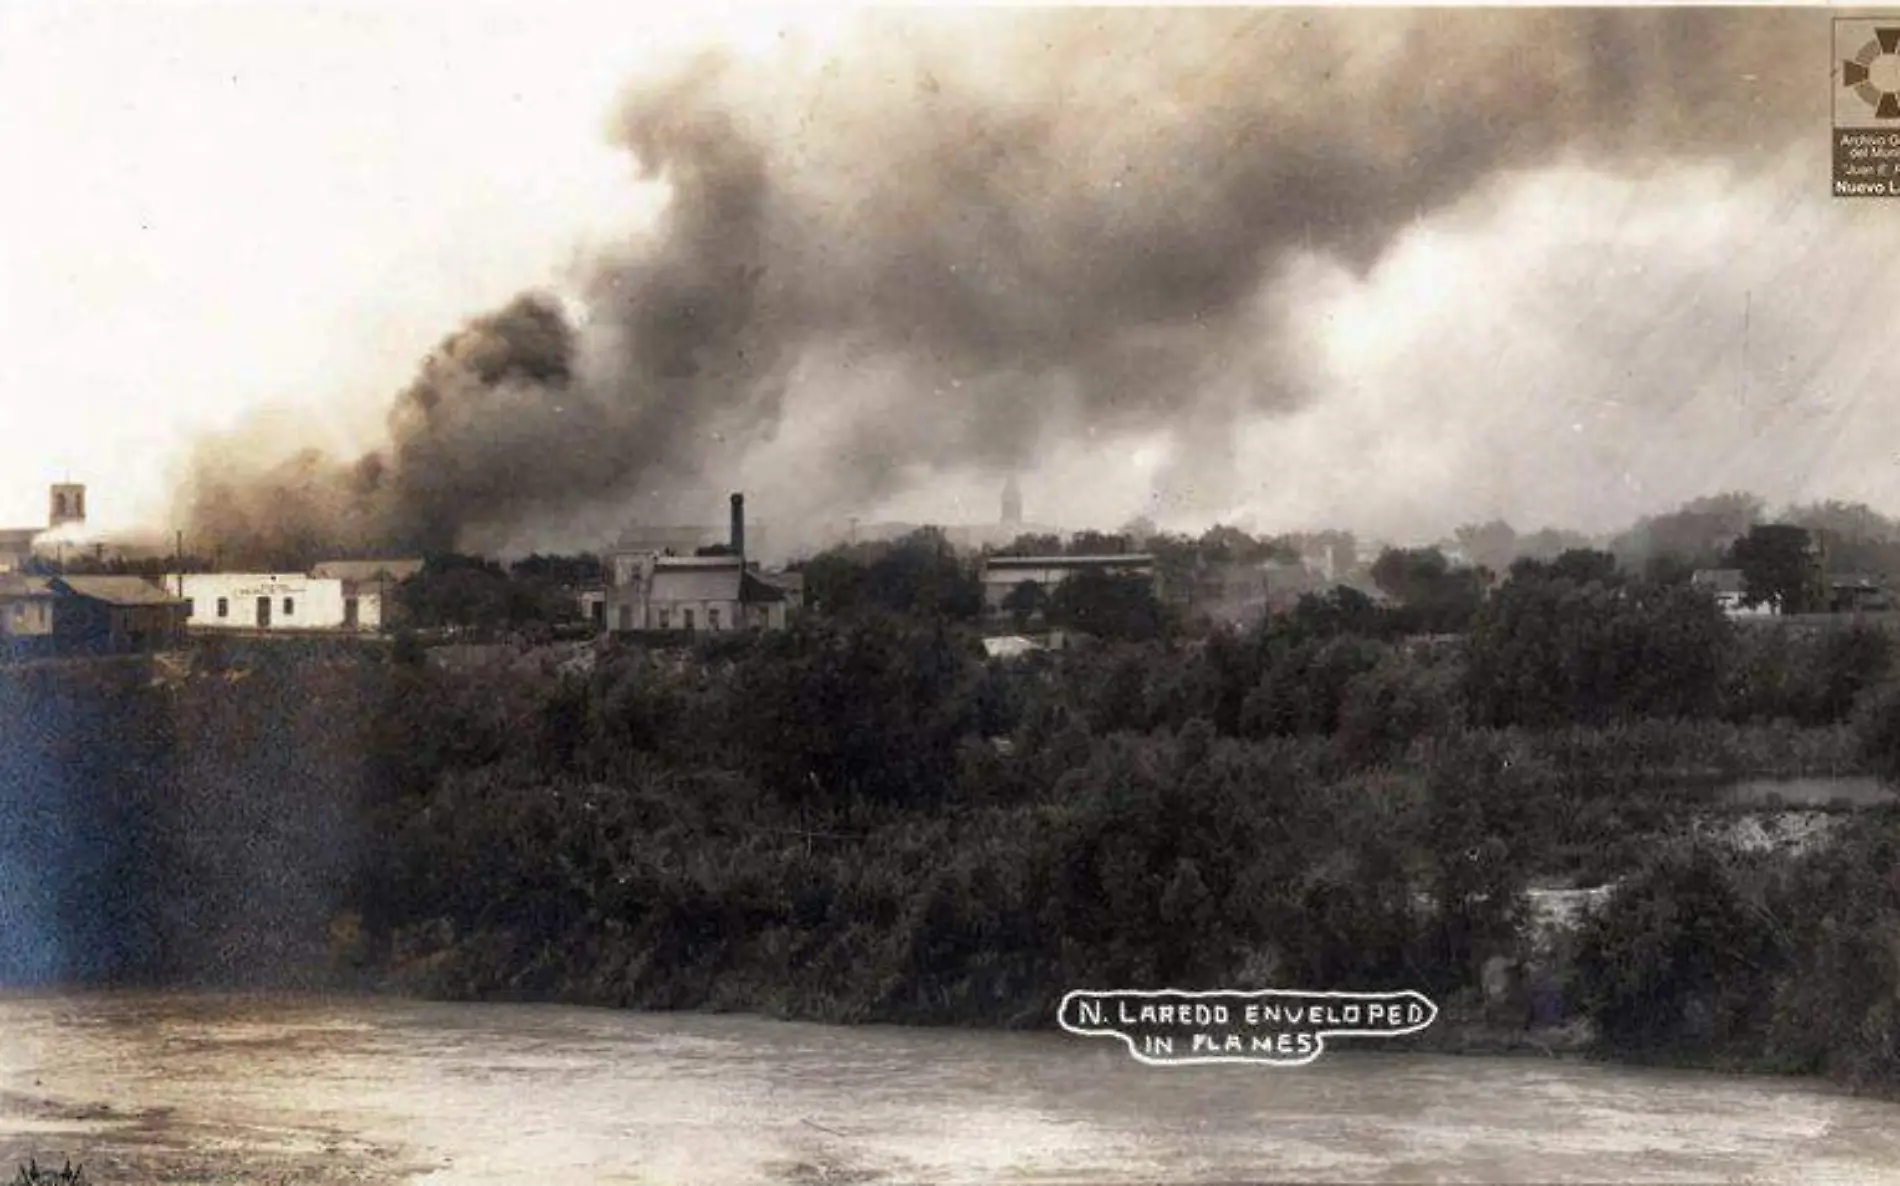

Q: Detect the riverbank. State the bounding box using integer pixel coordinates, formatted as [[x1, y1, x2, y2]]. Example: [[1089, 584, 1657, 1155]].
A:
[[9, 989, 1900, 1186], [8, 611, 1900, 1108]]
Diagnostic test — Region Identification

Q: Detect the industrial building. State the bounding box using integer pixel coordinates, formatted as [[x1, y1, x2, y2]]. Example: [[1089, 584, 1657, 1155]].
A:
[[605, 494, 794, 633]]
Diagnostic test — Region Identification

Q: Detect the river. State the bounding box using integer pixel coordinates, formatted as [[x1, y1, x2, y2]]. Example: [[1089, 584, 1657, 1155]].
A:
[[3, 993, 1900, 1185]]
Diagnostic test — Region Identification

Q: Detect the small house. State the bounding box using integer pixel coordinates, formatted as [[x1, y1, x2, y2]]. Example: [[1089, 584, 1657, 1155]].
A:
[[0, 575, 57, 658], [1691, 568, 1778, 617], [48, 575, 187, 654]]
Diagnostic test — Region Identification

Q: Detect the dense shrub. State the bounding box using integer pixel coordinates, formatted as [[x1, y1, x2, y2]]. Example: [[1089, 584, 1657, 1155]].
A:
[[1572, 844, 1779, 1053], [1465, 574, 1731, 728]]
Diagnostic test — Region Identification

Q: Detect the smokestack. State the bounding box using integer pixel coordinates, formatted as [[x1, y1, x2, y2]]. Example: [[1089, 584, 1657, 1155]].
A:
[[730, 492, 745, 565]]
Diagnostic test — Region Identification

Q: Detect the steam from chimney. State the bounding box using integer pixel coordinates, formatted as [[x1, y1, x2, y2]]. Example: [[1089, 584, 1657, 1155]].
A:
[[174, 9, 1822, 564]]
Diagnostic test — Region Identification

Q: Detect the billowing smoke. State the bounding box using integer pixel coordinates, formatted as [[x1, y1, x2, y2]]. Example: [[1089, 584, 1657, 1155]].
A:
[[176, 8, 1822, 564]]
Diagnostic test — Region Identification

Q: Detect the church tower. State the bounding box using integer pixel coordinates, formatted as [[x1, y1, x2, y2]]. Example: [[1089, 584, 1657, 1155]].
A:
[[48, 483, 85, 530]]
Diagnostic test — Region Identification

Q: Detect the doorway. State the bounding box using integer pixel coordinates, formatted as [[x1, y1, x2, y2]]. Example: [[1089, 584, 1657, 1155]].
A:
[[256, 596, 272, 628]]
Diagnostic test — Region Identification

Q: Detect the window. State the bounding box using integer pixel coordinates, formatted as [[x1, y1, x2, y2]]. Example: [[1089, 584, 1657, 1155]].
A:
[[283, 597, 295, 616], [708, 607, 721, 630], [683, 609, 695, 631], [658, 608, 671, 629], [184, 599, 195, 617], [216, 597, 229, 619]]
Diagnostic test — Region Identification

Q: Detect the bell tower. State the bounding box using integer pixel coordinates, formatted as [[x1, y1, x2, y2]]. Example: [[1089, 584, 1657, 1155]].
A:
[[48, 483, 85, 530]]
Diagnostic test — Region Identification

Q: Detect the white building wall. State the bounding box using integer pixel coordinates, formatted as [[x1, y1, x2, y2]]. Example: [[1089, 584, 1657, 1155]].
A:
[[178, 573, 350, 630], [648, 597, 745, 631]]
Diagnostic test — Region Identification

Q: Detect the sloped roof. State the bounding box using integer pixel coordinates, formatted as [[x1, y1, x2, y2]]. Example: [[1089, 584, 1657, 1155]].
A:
[[0, 575, 54, 599], [312, 559, 423, 582], [741, 572, 786, 604], [985, 553, 1155, 568], [982, 635, 1044, 658], [646, 560, 786, 604], [1828, 573, 1886, 590], [53, 576, 185, 606]]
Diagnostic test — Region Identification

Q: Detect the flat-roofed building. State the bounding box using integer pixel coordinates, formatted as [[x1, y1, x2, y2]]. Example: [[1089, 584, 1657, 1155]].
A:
[[978, 553, 1158, 614]]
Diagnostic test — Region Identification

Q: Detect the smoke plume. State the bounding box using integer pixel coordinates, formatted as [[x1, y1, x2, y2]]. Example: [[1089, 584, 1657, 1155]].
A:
[[176, 9, 1823, 563]]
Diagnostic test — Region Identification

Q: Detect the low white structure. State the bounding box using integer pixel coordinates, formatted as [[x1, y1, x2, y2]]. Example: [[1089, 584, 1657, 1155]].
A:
[[175, 572, 386, 631], [981, 635, 1045, 659], [1691, 569, 1779, 618]]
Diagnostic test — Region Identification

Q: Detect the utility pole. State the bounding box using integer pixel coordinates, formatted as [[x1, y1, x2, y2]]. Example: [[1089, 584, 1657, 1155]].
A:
[[175, 530, 184, 598]]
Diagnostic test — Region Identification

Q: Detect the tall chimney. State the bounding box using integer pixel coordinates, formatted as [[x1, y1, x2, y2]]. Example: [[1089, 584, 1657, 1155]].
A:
[[730, 493, 745, 565]]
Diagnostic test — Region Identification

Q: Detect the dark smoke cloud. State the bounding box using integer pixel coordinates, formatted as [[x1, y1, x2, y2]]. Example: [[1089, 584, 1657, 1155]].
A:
[[178, 8, 1821, 563]]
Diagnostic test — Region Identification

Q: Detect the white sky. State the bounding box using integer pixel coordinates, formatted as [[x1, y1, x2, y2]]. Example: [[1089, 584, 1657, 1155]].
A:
[[0, 0, 847, 533], [3, 2, 1895, 551]]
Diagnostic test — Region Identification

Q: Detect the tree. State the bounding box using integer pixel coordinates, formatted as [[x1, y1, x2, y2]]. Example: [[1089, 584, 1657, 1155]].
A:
[[730, 615, 979, 807], [1370, 547, 1486, 633], [1046, 569, 1167, 641], [996, 533, 1063, 557], [1611, 492, 1762, 574], [1452, 520, 1519, 573], [1067, 530, 1134, 556], [799, 531, 981, 620], [1508, 548, 1620, 587], [1573, 846, 1777, 1051], [1729, 524, 1823, 615], [1001, 580, 1046, 631], [1465, 567, 1732, 728]]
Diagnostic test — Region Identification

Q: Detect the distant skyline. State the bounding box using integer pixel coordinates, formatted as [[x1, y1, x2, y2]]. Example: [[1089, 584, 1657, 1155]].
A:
[[5, 6, 1897, 556]]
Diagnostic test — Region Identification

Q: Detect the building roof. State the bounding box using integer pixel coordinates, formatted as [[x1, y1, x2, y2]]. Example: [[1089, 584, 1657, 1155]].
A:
[[52, 576, 186, 606], [0, 528, 39, 548], [984, 553, 1156, 571], [0, 575, 54, 599], [982, 635, 1044, 658], [1828, 573, 1886, 590], [645, 559, 786, 604], [742, 572, 786, 603], [312, 559, 423, 582]]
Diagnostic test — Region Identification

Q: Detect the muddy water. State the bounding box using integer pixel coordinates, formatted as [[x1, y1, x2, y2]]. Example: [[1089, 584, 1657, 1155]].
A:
[[2, 991, 1898, 1185]]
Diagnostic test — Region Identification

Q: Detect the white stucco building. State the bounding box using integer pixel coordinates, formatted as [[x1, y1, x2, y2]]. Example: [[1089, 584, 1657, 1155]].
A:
[[177, 572, 381, 631]]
